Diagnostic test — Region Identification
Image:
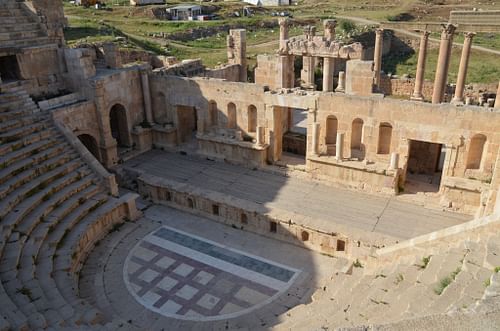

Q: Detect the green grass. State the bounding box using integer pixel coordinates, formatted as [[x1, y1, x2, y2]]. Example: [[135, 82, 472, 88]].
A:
[[434, 267, 461, 295]]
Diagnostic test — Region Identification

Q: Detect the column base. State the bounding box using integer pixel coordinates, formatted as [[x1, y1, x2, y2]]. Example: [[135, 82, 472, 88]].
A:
[[451, 98, 465, 106], [410, 95, 424, 102]]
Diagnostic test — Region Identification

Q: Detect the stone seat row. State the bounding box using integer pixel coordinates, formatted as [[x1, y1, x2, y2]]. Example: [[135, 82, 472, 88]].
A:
[[0, 90, 129, 330]]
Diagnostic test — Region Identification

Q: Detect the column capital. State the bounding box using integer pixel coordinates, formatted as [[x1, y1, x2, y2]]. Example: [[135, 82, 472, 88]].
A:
[[375, 28, 384, 35], [420, 30, 431, 38], [464, 31, 476, 40], [278, 17, 290, 28], [440, 23, 457, 39]]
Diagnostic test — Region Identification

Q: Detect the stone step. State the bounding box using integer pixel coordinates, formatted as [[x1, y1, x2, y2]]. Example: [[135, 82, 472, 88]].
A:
[[0, 113, 44, 134], [0, 36, 50, 48], [0, 162, 88, 232], [0, 273, 29, 330], [46, 196, 109, 325], [0, 22, 40, 33], [0, 97, 34, 112], [0, 131, 60, 166], [0, 105, 38, 123], [0, 30, 45, 42], [0, 143, 70, 187], [0, 16, 36, 25], [0, 150, 77, 200], [0, 120, 50, 143], [1, 277, 48, 329], [21, 184, 101, 274]]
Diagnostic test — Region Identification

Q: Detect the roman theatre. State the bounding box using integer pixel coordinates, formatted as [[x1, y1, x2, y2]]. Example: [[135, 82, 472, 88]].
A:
[[0, 1, 500, 330]]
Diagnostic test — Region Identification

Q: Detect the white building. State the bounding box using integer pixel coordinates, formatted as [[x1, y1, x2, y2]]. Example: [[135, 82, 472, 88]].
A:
[[166, 4, 202, 20]]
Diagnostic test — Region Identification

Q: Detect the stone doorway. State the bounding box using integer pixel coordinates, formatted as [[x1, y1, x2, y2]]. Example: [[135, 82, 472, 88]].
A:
[[280, 107, 307, 166], [110, 104, 131, 148], [176, 105, 198, 144], [405, 140, 445, 193], [0, 55, 21, 82]]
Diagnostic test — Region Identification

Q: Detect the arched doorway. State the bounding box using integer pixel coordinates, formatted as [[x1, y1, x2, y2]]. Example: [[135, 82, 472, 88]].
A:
[[78, 134, 101, 163], [227, 102, 237, 129], [248, 105, 257, 133], [109, 104, 130, 147]]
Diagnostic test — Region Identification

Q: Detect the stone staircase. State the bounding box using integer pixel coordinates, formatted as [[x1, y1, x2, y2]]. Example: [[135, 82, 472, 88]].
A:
[[0, 1, 50, 49], [275, 230, 500, 330], [0, 88, 132, 330]]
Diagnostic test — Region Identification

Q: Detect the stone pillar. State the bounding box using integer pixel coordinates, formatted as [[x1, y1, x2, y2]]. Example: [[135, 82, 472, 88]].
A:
[[495, 81, 500, 109], [323, 57, 335, 92], [411, 31, 430, 101], [227, 29, 247, 82], [323, 19, 337, 42], [389, 152, 399, 170], [103, 42, 122, 69], [301, 56, 315, 89], [279, 18, 290, 50], [140, 68, 154, 124], [335, 132, 344, 161], [256, 126, 265, 146], [453, 32, 475, 104], [336, 71, 346, 92], [432, 24, 456, 104], [373, 29, 384, 89], [311, 122, 320, 156]]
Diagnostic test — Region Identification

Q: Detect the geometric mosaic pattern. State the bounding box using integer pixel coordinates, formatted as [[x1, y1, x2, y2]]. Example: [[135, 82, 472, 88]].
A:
[[124, 226, 300, 321]]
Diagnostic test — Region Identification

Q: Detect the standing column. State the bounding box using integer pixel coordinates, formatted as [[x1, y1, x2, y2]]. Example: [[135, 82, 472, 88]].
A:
[[256, 126, 265, 146], [140, 68, 154, 124], [323, 19, 337, 42], [336, 71, 346, 92], [411, 31, 430, 101], [335, 132, 344, 161], [323, 57, 335, 92], [301, 56, 315, 89], [278, 18, 290, 51], [495, 81, 500, 109], [453, 32, 475, 104], [432, 24, 456, 104], [373, 28, 384, 89], [311, 122, 320, 156]]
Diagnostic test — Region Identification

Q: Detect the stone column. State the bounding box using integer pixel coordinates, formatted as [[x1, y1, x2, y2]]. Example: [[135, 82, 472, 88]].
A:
[[335, 132, 344, 161], [323, 57, 335, 92], [279, 18, 290, 50], [495, 81, 500, 109], [256, 126, 265, 146], [336, 71, 346, 92], [389, 152, 399, 170], [140, 68, 154, 124], [453, 32, 475, 104], [373, 29, 384, 89], [411, 31, 430, 101], [301, 56, 315, 89], [432, 24, 456, 104], [227, 29, 247, 82], [323, 19, 337, 42], [311, 122, 320, 156]]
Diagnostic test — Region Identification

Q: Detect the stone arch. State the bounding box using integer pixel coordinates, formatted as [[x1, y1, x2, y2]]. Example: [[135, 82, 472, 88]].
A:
[[466, 134, 487, 170], [351, 118, 364, 150], [377, 122, 392, 154], [209, 100, 218, 127], [77, 133, 101, 163], [248, 104, 257, 133], [325, 115, 338, 145], [227, 102, 237, 129], [109, 103, 130, 147]]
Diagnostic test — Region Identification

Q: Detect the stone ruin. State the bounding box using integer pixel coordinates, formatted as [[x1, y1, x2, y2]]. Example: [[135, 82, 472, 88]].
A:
[[0, 0, 500, 330]]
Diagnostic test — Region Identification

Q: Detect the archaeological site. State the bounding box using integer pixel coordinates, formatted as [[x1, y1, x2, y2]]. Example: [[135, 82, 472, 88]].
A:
[[0, 0, 500, 330]]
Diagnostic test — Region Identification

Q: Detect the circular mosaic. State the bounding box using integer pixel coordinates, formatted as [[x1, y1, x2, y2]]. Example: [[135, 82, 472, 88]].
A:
[[123, 226, 300, 321]]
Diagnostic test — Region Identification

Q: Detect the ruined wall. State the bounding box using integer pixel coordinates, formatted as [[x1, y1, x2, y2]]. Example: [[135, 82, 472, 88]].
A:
[[29, 0, 66, 45], [204, 64, 241, 82]]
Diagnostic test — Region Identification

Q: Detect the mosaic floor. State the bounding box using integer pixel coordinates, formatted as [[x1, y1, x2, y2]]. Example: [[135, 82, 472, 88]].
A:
[[124, 225, 300, 322]]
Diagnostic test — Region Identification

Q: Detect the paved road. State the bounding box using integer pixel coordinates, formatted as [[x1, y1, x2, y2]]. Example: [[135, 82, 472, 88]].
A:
[[125, 151, 471, 240]]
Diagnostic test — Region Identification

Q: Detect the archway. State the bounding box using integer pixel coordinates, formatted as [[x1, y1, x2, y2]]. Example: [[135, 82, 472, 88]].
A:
[[109, 104, 130, 147], [466, 134, 487, 170], [78, 134, 101, 163]]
